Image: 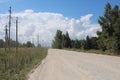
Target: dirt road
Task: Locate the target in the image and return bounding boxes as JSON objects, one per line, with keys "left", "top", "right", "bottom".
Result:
{"left": 28, "top": 49, "right": 120, "bottom": 80}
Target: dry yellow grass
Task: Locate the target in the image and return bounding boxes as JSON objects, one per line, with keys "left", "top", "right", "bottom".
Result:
{"left": 0, "top": 47, "right": 48, "bottom": 80}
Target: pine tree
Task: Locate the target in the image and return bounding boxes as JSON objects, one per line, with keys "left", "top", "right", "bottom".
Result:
{"left": 84, "top": 36, "right": 91, "bottom": 50}
{"left": 98, "top": 2, "right": 120, "bottom": 54}
{"left": 52, "top": 30, "right": 63, "bottom": 49}
{"left": 65, "top": 31, "right": 71, "bottom": 48}
{"left": 62, "top": 34, "right": 67, "bottom": 48}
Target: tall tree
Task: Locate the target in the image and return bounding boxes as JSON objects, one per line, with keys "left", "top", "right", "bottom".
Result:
{"left": 26, "top": 41, "right": 34, "bottom": 48}
{"left": 90, "top": 37, "right": 98, "bottom": 49}
{"left": 98, "top": 2, "right": 120, "bottom": 54}
{"left": 62, "top": 34, "right": 67, "bottom": 48}
{"left": 52, "top": 30, "right": 63, "bottom": 49}
{"left": 98, "top": 3, "right": 112, "bottom": 50}
{"left": 110, "top": 5, "right": 120, "bottom": 54}
{"left": 84, "top": 36, "right": 91, "bottom": 50}
{"left": 65, "top": 31, "right": 71, "bottom": 48}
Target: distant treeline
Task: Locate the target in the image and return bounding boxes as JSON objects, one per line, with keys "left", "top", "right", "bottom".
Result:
{"left": 0, "top": 39, "right": 35, "bottom": 48}
{"left": 52, "top": 30, "right": 98, "bottom": 50}
{"left": 52, "top": 3, "right": 120, "bottom": 55}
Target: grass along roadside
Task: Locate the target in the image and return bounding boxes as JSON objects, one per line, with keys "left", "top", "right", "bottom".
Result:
{"left": 65, "top": 48, "right": 103, "bottom": 54}
{"left": 0, "top": 48, "right": 48, "bottom": 80}
{"left": 65, "top": 48, "right": 119, "bottom": 56}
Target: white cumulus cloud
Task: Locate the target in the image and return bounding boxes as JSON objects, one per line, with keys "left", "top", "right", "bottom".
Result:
{"left": 80, "top": 14, "right": 93, "bottom": 26}
{"left": 0, "top": 9, "right": 101, "bottom": 46}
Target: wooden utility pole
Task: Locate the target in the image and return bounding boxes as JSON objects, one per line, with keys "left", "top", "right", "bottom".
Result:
{"left": 37, "top": 35, "right": 39, "bottom": 47}
{"left": 16, "top": 17, "right": 18, "bottom": 53}
{"left": 8, "top": 7, "right": 12, "bottom": 51}
{"left": 5, "top": 25, "right": 8, "bottom": 52}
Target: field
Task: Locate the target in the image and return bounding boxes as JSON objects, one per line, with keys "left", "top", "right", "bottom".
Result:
{"left": 0, "top": 48, "right": 48, "bottom": 80}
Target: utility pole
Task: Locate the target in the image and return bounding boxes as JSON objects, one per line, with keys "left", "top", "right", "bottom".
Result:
{"left": 8, "top": 7, "right": 12, "bottom": 51}
{"left": 16, "top": 17, "right": 18, "bottom": 53}
{"left": 37, "top": 35, "right": 39, "bottom": 47}
{"left": 5, "top": 25, "right": 8, "bottom": 52}
{"left": 31, "top": 37, "right": 34, "bottom": 48}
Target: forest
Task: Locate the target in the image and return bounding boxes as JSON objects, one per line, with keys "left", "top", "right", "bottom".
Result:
{"left": 52, "top": 3, "right": 120, "bottom": 55}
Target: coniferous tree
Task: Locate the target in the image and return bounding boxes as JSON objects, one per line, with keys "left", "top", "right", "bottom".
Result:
{"left": 62, "top": 34, "right": 67, "bottom": 48}
{"left": 65, "top": 31, "right": 71, "bottom": 48}
{"left": 90, "top": 37, "right": 98, "bottom": 49}
{"left": 84, "top": 36, "right": 91, "bottom": 50}
{"left": 98, "top": 2, "right": 120, "bottom": 54}
{"left": 52, "top": 30, "right": 63, "bottom": 49}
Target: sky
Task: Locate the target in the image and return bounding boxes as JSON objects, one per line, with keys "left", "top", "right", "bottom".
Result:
{"left": 0, "top": 0, "right": 120, "bottom": 46}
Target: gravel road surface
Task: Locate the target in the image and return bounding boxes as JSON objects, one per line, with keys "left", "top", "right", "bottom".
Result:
{"left": 28, "top": 49, "right": 120, "bottom": 80}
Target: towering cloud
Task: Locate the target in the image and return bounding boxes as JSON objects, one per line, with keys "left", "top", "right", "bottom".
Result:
{"left": 0, "top": 10, "right": 100, "bottom": 46}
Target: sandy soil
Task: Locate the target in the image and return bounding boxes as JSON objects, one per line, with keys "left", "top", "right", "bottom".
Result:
{"left": 28, "top": 49, "right": 120, "bottom": 80}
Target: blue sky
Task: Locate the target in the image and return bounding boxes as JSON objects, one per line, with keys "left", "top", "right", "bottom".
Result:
{"left": 0, "top": 0, "right": 120, "bottom": 46}
{"left": 0, "top": 0, "right": 120, "bottom": 22}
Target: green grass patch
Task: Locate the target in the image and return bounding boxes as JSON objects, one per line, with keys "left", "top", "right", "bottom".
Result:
{"left": 64, "top": 48, "right": 119, "bottom": 56}
{"left": 0, "top": 47, "right": 48, "bottom": 80}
